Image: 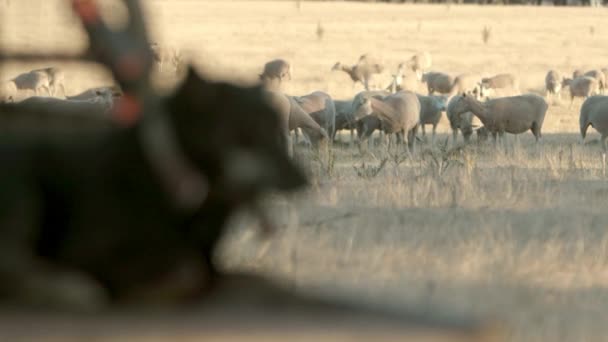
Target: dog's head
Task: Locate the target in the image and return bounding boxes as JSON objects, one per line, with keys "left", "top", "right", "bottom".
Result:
{"left": 167, "top": 67, "right": 307, "bottom": 203}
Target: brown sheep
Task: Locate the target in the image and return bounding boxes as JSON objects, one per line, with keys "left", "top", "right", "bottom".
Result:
{"left": 545, "top": 70, "right": 563, "bottom": 100}
{"left": 480, "top": 73, "right": 520, "bottom": 98}
{"left": 332, "top": 54, "right": 384, "bottom": 91}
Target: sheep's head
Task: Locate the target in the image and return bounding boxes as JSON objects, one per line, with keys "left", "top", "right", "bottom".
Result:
{"left": 573, "top": 70, "right": 583, "bottom": 79}
{"left": 562, "top": 78, "right": 572, "bottom": 87}
{"left": 331, "top": 62, "right": 342, "bottom": 71}
{"left": 476, "top": 126, "right": 490, "bottom": 142}
{"left": 351, "top": 93, "right": 374, "bottom": 120}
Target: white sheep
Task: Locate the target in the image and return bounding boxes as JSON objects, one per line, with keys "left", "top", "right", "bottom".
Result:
{"left": 563, "top": 76, "right": 599, "bottom": 108}
{"left": 580, "top": 95, "right": 608, "bottom": 175}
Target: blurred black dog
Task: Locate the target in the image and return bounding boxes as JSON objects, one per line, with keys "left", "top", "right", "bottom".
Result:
{"left": 0, "top": 67, "right": 306, "bottom": 310}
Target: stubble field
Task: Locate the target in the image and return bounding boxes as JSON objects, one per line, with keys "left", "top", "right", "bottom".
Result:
{"left": 3, "top": 1, "right": 608, "bottom": 340}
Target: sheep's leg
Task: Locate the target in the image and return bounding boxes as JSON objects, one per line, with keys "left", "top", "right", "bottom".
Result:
{"left": 421, "top": 125, "right": 426, "bottom": 142}
{"left": 408, "top": 125, "right": 418, "bottom": 155}
{"left": 602, "top": 134, "right": 607, "bottom": 177}
{"left": 349, "top": 129, "right": 355, "bottom": 148}
{"left": 452, "top": 129, "right": 458, "bottom": 145}
{"left": 432, "top": 124, "right": 437, "bottom": 145}
{"left": 294, "top": 128, "right": 300, "bottom": 145}
{"left": 569, "top": 96, "right": 574, "bottom": 109}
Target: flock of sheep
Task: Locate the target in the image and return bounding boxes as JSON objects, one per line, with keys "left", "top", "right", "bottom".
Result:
{"left": 2, "top": 48, "right": 608, "bottom": 167}
{"left": 259, "top": 52, "right": 608, "bottom": 168}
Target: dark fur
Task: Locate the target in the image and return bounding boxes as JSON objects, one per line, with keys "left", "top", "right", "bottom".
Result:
{"left": 0, "top": 67, "right": 306, "bottom": 309}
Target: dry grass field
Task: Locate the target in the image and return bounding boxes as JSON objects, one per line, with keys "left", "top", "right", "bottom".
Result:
{"left": 3, "top": 0, "right": 608, "bottom": 341}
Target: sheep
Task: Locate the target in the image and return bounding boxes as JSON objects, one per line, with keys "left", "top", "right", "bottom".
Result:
{"left": 580, "top": 95, "right": 608, "bottom": 175}
{"left": 421, "top": 72, "right": 453, "bottom": 95}
{"left": 417, "top": 94, "right": 447, "bottom": 144}
{"left": 563, "top": 76, "right": 599, "bottom": 108}
{"left": 291, "top": 91, "right": 336, "bottom": 142}
{"left": 583, "top": 69, "right": 606, "bottom": 94}
{"left": 403, "top": 52, "right": 432, "bottom": 80}
{"left": 450, "top": 93, "right": 548, "bottom": 146}
{"left": 354, "top": 91, "right": 421, "bottom": 153}
{"left": 332, "top": 54, "right": 384, "bottom": 91}
{"left": 264, "top": 90, "right": 328, "bottom": 156}
{"left": 545, "top": 70, "right": 563, "bottom": 100}
{"left": 334, "top": 90, "right": 388, "bottom": 145}
{"left": 573, "top": 69, "right": 584, "bottom": 79}
{"left": 33, "top": 67, "right": 66, "bottom": 97}
{"left": 260, "top": 59, "right": 292, "bottom": 90}
{"left": 447, "top": 95, "right": 475, "bottom": 144}
{"left": 6, "top": 69, "right": 51, "bottom": 96}
{"left": 449, "top": 73, "right": 481, "bottom": 98}
{"left": 149, "top": 42, "right": 182, "bottom": 73}
{"left": 385, "top": 68, "right": 419, "bottom": 93}
{"left": 10, "top": 89, "right": 116, "bottom": 119}
{"left": 479, "top": 73, "right": 520, "bottom": 98}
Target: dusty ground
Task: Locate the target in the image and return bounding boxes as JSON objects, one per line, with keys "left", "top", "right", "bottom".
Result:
{"left": 2, "top": 1, "right": 608, "bottom": 341}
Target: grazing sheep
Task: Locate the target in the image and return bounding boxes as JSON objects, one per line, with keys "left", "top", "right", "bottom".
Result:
{"left": 422, "top": 72, "right": 454, "bottom": 95}
{"left": 260, "top": 59, "right": 292, "bottom": 90}
{"left": 417, "top": 94, "right": 447, "bottom": 143}
{"left": 480, "top": 73, "right": 520, "bottom": 98}
{"left": 264, "top": 91, "right": 328, "bottom": 156}
{"left": 545, "top": 70, "right": 563, "bottom": 100}
{"left": 584, "top": 69, "right": 606, "bottom": 94}
{"left": 292, "top": 91, "right": 336, "bottom": 141}
{"left": 33, "top": 67, "right": 66, "bottom": 97}
{"left": 580, "top": 95, "right": 608, "bottom": 174}
{"left": 450, "top": 93, "right": 548, "bottom": 145}
{"left": 403, "top": 52, "right": 432, "bottom": 80}
{"left": 563, "top": 76, "right": 599, "bottom": 108}
{"left": 447, "top": 94, "right": 475, "bottom": 143}
{"left": 332, "top": 55, "right": 384, "bottom": 91}
{"left": 334, "top": 90, "right": 388, "bottom": 145}
{"left": 354, "top": 91, "right": 421, "bottom": 153}
{"left": 7, "top": 69, "right": 50, "bottom": 96}
{"left": 149, "top": 42, "right": 182, "bottom": 73}
{"left": 449, "top": 73, "right": 481, "bottom": 98}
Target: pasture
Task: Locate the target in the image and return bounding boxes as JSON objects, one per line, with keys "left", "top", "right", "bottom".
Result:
{"left": 3, "top": 0, "right": 608, "bottom": 340}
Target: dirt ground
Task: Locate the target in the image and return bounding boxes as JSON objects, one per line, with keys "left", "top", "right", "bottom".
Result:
{"left": 2, "top": 1, "right": 608, "bottom": 341}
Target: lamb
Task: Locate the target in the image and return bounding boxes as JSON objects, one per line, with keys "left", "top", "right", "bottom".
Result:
{"left": 449, "top": 73, "right": 481, "bottom": 98}
{"left": 580, "top": 95, "right": 608, "bottom": 174}
{"left": 260, "top": 59, "right": 292, "bottom": 90}
{"left": 447, "top": 95, "right": 475, "bottom": 143}
{"left": 562, "top": 76, "right": 599, "bottom": 108}
{"left": 545, "top": 70, "right": 563, "bottom": 100}
{"left": 332, "top": 54, "right": 384, "bottom": 91}
{"left": 6, "top": 69, "right": 50, "bottom": 96}
{"left": 417, "top": 94, "right": 447, "bottom": 143}
{"left": 403, "top": 52, "right": 432, "bottom": 80}
{"left": 479, "top": 73, "right": 520, "bottom": 98}
{"left": 421, "top": 72, "right": 453, "bottom": 95}
{"left": 33, "top": 67, "right": 66, "bottom": 97}
{"left": 450, "top": 93, "right": 548, "bottom": 145}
